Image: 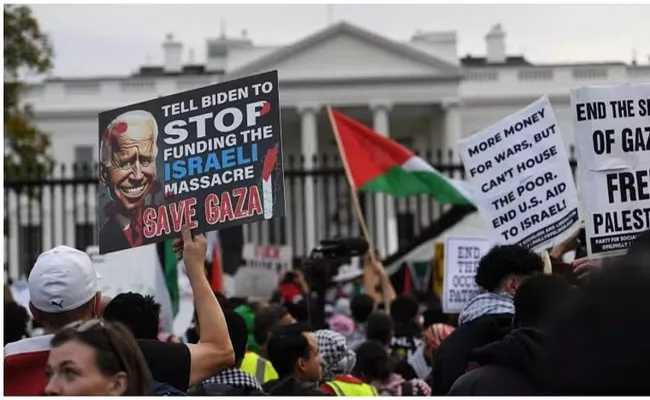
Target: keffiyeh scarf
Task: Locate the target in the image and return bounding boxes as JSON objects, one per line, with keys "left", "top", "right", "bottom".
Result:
{"left": 458, "top": 292, "right": 514, "bottom": 325}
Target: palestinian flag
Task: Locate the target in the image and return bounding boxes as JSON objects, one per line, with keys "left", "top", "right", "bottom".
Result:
{"left": 329, "top": 109, "right": 473, "bottom": 205}
{"left": 157, "top": 240, "right": 180, "bottom": 316}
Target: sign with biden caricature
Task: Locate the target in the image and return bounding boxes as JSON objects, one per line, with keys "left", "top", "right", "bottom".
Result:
{"left": 98, "top": 71, "right": 285, "bottom": 254}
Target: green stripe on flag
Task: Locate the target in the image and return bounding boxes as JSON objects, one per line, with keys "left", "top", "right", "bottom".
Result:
{"left": 163, "top": 240, "right": 180, "bottom": 316}
{"left": 360, "top": 165, "right": 471, "bottom": 205}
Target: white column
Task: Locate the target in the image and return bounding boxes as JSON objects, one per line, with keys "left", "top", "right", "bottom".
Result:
{"left": 298, "top": 104, "right": 319, "bottom": 254}
{"left": 370, "top": 102, "right": 399, "bottom": 256}
{"left": 442, "top": 98, "right": 463, "bottom": 161}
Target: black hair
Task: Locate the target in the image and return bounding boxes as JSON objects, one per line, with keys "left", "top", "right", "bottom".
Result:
{"left": 214, "top": 291, "right": 234, "bottom": 310}
{"left": 223, "top": 310, "right": 248, "bottom": 366}
{"left": 34, "top": 297, "right": 96, "bottom": 331}
{"left": 544, "top": 258, "right": 650, "bottom": 394}
{"left": 389, "top": 295, "right": 419, "bottom": 324}
{"left": 513, "top": 274, "right": 573, "bottom": 328}
{"left": 366, "top": 311, "right": 393, "bottom": 347}
{"left": 353, "top": 340, "right": 392, "bottom": 383}
{"left": 102, "top": 293, "right": 160, "bottom": 340}
{"left": 253, "top": 304, "right": 289, "bottom": 347}
{"left": 51, "top": 320, "right": 150, "bottom": 395}
{"left": 351, "top": 294, "right": 374, "bottom": 324}
{"left": 5, "top": 301, "right": 30, "bottom": 345}
{"left": 285, "top": 298, "right": 310, "bottom": 323}
{"left": 422, "top": 299, "right": 445, "bottom": 329}
{"left": 475, "top": 245, "right": 543, "bottom": 292}
{"left": 266, "top": 322, "right": 312, "bottom": 378}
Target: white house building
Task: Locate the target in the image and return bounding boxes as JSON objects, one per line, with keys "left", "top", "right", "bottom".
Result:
{"left": 7, "top": 21, "right": 650, "bottom": 279}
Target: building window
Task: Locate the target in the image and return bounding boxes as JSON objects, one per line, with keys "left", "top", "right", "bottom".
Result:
{"left": 518, "top": 69, "right": 554, "bottom": 81}
{"left": 74, "top": 146, "right": 94, "bottom": 178}
{"left": 19, "top": 225, "right": 42, "bottom": 277}
{"left": 75, "top": 223, "right": 95, "bottom": 252}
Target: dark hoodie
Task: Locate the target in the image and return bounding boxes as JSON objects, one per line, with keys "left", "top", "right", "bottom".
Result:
{"left": 262, "top": 376, "right": 327, "bottom": 396}
{"left": 448, "top": 327, "right": 545, "bottom": 395}
{"left": 428, "top": 313, "right": 512, "bottom": 395}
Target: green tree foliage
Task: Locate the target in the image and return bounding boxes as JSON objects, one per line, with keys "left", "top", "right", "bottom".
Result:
{"left": 4, "top": 4, "right": 54, "bottom": 180}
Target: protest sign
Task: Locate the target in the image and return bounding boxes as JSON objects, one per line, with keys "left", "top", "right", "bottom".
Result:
{"left": 86, "top": 245, "right": 158, "bottom": 299}
{"left": 98, "top": 70, "right": 284, "bottom": 254}
{"left": 442, "top": 236, "right": 492, "bottom": 314}
{"left": 458, "top": 96, "right": 580, "bottom": 251}
{"left": 571, "top": 83, "right": 650, "bottom": 258}
{"left": 234, "top": 244, "right": 292, "bottom": 300}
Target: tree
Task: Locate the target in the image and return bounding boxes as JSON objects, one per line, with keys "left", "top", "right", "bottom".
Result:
{"left": 4, "top": 4, "right": 54, "bottom": 180}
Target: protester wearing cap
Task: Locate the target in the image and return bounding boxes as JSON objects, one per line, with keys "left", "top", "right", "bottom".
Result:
{"left": 4, "top": 246, "right": 101, "bottom": 396}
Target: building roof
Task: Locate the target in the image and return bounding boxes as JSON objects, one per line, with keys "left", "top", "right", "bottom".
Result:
{"left": 461, "top": 55, "right": 532, "bottom": 67}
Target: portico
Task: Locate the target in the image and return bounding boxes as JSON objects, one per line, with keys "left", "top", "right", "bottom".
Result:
{"left": 223, "top": 22, "right": 463, "bottom": 256}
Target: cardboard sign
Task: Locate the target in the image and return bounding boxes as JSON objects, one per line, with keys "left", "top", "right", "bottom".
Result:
{"left": 571, "top": 83, "right": 650, "bottom": 258}
{"left": 98, "top": 71, "right": 285, "bottom": 254}
{"left": 234, "top": 244, "right": 292, "bottom": 300}
{"left": 442, "top": 236, "right": 492, "bottom": 314}
{"left": 458, "top": 96, "right": 580, "bottom": 251}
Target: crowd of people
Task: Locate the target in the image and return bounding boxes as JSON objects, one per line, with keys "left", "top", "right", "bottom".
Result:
{"left": 5, "top": 225, "right": 650, "bottom": 395}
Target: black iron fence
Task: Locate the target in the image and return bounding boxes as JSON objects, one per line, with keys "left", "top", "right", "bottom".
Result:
{"left": 4, "top": 147, "right": 580, "bottom": 279}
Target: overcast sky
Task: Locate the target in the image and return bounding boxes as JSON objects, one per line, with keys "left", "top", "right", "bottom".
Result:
{"left": 29, "top": 3, "right": 650, "bottom": 78}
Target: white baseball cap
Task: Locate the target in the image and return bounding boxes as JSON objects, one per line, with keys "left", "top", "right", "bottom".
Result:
{"left": 28, "top": 245, "right": 100, "bottom": 313}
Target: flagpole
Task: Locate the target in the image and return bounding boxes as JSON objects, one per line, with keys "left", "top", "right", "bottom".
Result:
{"left": 326, "top": 105, "right": 377, "bottom": 261}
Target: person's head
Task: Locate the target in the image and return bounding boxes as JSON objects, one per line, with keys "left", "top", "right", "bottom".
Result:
{"left": 45, "top": 319, "right": 149, "bottom": 396}
{"left": 253, "top": 304, "right": 294, "bottom": 353}
{"left": 5, "top": 301, "right": 30, "bottom": 345}
{"left": 475, "top": 244, "right": 543, "bottom": 295}
{"left": 513, "top": 274, "right": 574, "bottom": 329}
{"left": 350, "top": 294, "right": 374, "bottom": 324}
{"left": 267, "top": 323, "right": 322, "bottom": 382}
{"left": 422, "top": 299, "right": 446, "bottom": 329}
{"left": 102, "top": 293, "right": 161, "bottom": 340}
{"left": 423, "top": 323, "right": 455, "bottom": 360}
{"left": 544, "top": 258, "right": 650, "bottom": 394}
{"left": 366, "top": 310, "right": 394, "bottom": 347}
{"left": 315, "top": 329, "right": 356, "bottom": 381}
{"left": 28, "top": 246, "right": 100, "bottom": 333}
{"left": 224, "top": 309, "right": 249, "bottom": 368}
{"left": 285, "top": 298, "right": 311, "bottom": 323}
{"left": 389, "top": 295, "right": 419, "bottom": 326}
{"left": 214, "top": 291, "right": 234, "bottom": 310}
{"left": 100, "top": 110, "right": 158, "bottom": 216}
{"left": 352, "top": 340, "right": 392, "bottom": 383}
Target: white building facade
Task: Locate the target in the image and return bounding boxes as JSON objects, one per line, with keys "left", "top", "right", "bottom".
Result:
{"left": 7, "top": 22, "right": 650, "bottom": 279}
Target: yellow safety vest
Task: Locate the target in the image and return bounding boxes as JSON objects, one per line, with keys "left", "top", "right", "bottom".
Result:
{"left": 240, "top": 352, "right": 278, "bottom": 384}
{"left": 325, "top": 379, "right": 379, "bottom": 396}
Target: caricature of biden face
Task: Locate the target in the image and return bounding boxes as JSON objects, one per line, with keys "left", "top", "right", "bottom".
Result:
{"left": 100, "top": 110, "right": 158, "bottom": 218}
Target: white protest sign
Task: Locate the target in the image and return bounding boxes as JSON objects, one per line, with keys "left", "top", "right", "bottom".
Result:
{"left": 442, "top": 236, "right": 492, "bottom": 314}
{"left": 571, "top": 83, "right": 650, "bottom": 258}
{"left": 86, "top": 245, "right": 158, "bottom": 299}
{"left": 458, "top": 96, "right": 580, "bottom": 251}
{"left": 234, "top": 244, "right": 292, "bottom": 300}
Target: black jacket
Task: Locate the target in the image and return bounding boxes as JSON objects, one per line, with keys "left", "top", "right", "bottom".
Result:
{"left": 188, "top": 382, "right": 266, "bottom": 396}
{"left": 428, "top": 313, "right": 513, "bottom": 395}
{"left": 263, "top": 377, "right": 327, "bottom": 396}
{"left": 448, "top": 327, "right": 545, "bottom": 395}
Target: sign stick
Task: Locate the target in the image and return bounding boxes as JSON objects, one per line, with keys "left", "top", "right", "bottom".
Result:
{"left": 327, "top": 105, "right": 376, "bottom": 262}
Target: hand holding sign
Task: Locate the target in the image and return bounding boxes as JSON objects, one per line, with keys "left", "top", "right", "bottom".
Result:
{"left": 174, "top": 227, "right": 207, "bottom": 274}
